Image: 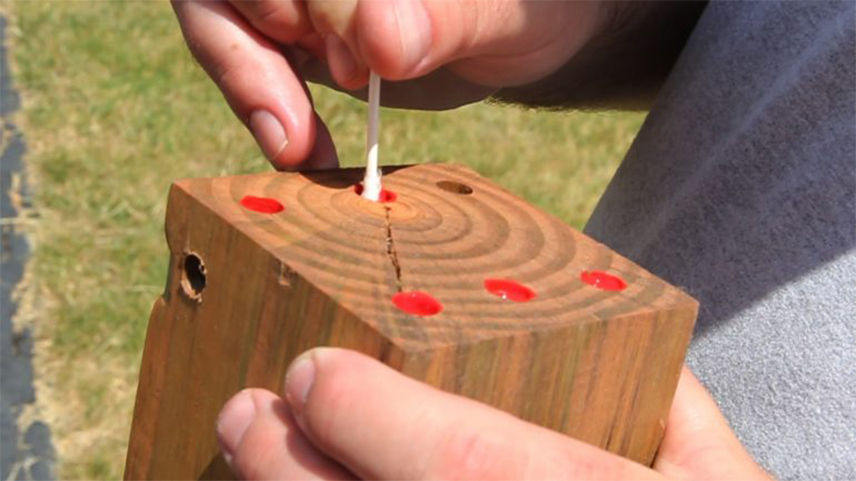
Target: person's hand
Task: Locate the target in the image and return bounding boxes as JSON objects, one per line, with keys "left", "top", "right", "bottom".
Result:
{"left": 216, "top": 347, "right": 770, "bottom": 480}
{"left": 171, "top": 0, "right": 606, "bottom": 170}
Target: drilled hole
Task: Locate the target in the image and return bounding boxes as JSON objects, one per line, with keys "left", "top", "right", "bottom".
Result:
{"left": 181, "top": 253, "right": 206, "bottom": 301}
{"left": 353, "top": 183, "right": 397, "bottom": 202}
{"left": 436, "top": 180, "right": 473, "bottom": 195}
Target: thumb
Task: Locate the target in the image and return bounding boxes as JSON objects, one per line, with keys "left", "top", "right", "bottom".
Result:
{"left": 283, "top": 348, "right": 660, "bottom": 480}
{"left": 307, "top": 0, "right": 605, "bottom": 91}
{"left": 306, "top": 0, "right": 433, "bottom": 89}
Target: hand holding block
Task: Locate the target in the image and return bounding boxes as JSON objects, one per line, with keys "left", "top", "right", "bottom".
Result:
{"left": 124, "top": 164, "right": 697, "bottom": 480}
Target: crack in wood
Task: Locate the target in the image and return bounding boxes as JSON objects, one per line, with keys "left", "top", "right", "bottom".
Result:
{"left": 384, "top": 206, "right": 403, "bottom": 292}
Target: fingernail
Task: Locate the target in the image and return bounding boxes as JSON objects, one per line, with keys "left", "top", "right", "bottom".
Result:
{"left": 249, "top": 110, "right": 288, "bottom": 161}
{"left": 285, "top": 351, "right": 316, "bottom": 417}
{"left": 216, "top": 389, "right": 256, "bottom": 464}
{"left": 396, "top": 0, "right": 432, "bottom": 69}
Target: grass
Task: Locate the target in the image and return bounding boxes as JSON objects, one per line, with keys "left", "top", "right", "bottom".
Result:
{"left": 8, "top": 1, "right": 644, "bottom": 478}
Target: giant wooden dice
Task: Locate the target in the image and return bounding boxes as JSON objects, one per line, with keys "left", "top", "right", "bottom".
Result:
{"left": 125, "top": 164, "right": 697, "bottom": 479}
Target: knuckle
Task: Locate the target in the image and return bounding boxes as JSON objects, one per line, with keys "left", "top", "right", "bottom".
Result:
{"left": 210, "top": 57, "right": 240, "bottom": 87}
{"left": 428, "top": 429, "right": 524, "bottom": 480}
{"left": 208, "top": 61, "right": 253, "bottom": 114}
{"left": 233, "top": 424, "right": 285, "bottom": 480}
{"left": 180, "top": 35, "right": 252, "bottom": 96}
{"left": 205, "top": 55, "right": 268, "bottom": 118}
{"left": 253, "top": 1, "right": 309, "bottom": 42}
{"left": 306, "top": 0, "right": 358, "bottom": 39}
{"left": 551, "top": 443, "right": 633, "bottom": 480}
{"left": 251, "top": 0, "right": 286, "bottom": 23}
{"left": 231, "top": 0, "right": 309, "bottom": 43}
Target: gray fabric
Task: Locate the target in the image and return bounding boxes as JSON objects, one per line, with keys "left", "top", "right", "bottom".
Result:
{"left": 584, "top": 2, "right": 856, "bottom": 479}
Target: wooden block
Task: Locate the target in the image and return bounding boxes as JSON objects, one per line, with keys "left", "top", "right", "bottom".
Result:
{"left": 124, "top": 164, "right": 697, "bottom": 480}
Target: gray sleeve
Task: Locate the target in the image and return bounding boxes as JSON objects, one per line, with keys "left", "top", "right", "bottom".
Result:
{"left": 584, "top": 2, "right": 856, "bottom": 479}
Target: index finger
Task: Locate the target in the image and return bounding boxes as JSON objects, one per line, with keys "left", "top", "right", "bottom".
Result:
{"left": 172, "top": 0, "right": 319, "bottom": 169}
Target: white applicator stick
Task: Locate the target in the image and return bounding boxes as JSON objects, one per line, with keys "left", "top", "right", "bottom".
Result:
{"left": 361, "top": 72, "right": 382, "bottom": 201}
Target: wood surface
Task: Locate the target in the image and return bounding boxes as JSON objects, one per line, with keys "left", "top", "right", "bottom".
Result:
{"left": 124, "top": 164, "right": 698, "bottom": 480}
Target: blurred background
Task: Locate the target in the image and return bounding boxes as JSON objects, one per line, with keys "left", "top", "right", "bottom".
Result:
{"left": 3, "top": 1, "right": 644, "bottom": 478}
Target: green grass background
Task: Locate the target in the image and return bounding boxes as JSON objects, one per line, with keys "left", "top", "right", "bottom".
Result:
{"left": 8, "top": 1, "right": 644, "bottom": 478}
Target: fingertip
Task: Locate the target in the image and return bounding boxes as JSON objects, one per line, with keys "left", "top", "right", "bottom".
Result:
{"left": 356, "top": 0, "right": 432, "bottom": 79}
{"left": 216, "top": 389, "right": 260, "bottom": 463}
{"left": 325, "top": 35, "right": 367, "bottom": 90}
{"left": 303, "top": 347, "right": 378, "bottom": 374}
{"left": 265, "top": 107, "right": 317, "bottom": 170}
{"left": 285, "top": 348, "right": 384, "bottom": 415}
{"left": 305, "top": 114, "right": 340, "bottom": 170}
{"left": 249, "top": 109, "right": 289, "bottom": 162}
{"left": 285, "top": 350, "right": 317, "bottom": 420}
{"left": 220, "top": 386, "right": 354, "bottom": 480}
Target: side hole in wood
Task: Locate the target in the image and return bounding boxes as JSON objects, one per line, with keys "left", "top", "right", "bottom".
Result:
{"left": 181, "top": 253, "right": 206, "bottom": 301}
{"left": 436, "top": 180, "right": 473, "bottom": 195}
{"left": 278, "top": 263, "right": 296, "bottom": 288}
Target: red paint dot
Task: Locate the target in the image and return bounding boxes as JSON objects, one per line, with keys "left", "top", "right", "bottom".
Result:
{"left": 354, "top": 183, "right": 397, "bottom": 203}
{"left": 580, "top": 271, "right": 627, "bottom": 291}
{"left": 240, "top": 195, "right": 284, "bottom": 214}
{"left": 392, "top": 291, "right": 443, "bottom": 316}
{"left": 484, "top": 278, "right": 537, "bottom": 302}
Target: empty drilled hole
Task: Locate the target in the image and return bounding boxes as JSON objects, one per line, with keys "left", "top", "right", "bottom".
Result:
{"left": 436, "top": 180, "right": 473, "bottom": 195}
{"left": 181, "top": 253, "right": 206, "bottom": 301}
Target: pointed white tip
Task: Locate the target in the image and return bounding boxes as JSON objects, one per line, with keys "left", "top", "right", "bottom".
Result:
{"left": 361, "top": 167, "right": 382, "bottom": 201}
